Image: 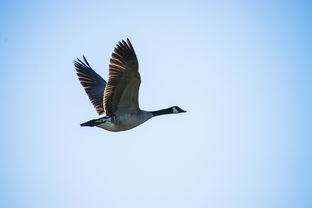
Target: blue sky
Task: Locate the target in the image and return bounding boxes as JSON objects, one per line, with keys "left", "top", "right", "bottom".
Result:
{"left": 1, "top": 0, "right": 311, "bottom": 208}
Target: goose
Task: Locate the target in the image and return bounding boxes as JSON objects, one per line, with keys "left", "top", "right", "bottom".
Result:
{"left": 74, "top": 38, "right": 186, "bottom": 132}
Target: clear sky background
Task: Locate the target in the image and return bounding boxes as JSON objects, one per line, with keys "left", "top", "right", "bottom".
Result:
{"left": 1, "top": 0, "right": 311, "bottom": 208}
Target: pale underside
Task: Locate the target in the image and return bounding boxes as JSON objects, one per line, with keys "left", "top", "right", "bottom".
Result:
{"left": 97, "top": 111, "right": 153, "bottom": 132}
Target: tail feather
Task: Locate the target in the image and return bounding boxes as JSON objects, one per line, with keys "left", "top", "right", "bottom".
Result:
{"left": 80, "top": 119, "right": 102, "bottom": 127}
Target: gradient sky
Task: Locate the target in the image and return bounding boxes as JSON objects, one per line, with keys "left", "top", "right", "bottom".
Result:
{"left": 1, "top": 1, "right": 311, "bottom": 208}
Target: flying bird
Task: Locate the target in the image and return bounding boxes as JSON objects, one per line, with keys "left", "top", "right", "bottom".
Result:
{"left": 74, "top": 39, "right": 186, "bottom": 132}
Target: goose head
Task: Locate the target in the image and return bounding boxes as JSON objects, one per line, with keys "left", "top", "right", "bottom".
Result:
{"left": 171, "top": 106, "right": 187, "bottom": 114}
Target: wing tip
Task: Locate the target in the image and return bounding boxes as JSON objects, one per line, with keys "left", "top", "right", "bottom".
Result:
{"left": 74, "top": 55, "right": 93, "bottom": 69}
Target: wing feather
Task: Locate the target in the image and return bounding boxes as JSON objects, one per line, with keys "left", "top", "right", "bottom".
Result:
{"left": 74, "top": 56, "right": 106, "bottom": 115}
{"left": 104, "top": 39, "right": 140, "bottom": 116}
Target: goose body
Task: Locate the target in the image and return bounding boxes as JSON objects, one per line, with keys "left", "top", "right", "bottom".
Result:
{"left": 74, "top": 39, "right": 186, "bottom": 132}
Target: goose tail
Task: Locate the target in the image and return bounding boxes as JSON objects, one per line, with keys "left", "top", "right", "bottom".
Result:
{"left": 80, "top": 119, "right": 102, "bottom": 127}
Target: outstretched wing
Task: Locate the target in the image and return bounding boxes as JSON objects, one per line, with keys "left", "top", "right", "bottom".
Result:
{"left": 74, "top": 56, "right": 106, "bottom": 115}
{"left": 104, "top": 39, "right": 141, "bottom": 116}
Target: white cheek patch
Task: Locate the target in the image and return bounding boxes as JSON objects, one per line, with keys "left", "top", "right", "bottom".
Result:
{"left": 172, "top": 107, "right": 179, "bottom": 114}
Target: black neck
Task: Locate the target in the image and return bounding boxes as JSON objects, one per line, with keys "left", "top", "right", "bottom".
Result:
{"left": 150, "top": 107, "right": 173, "bottom": 117}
